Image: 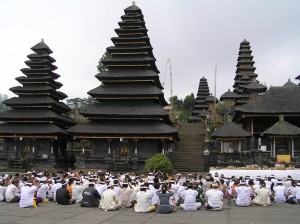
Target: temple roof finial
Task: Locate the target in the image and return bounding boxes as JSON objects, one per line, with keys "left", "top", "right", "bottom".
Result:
{"left": 132, "top": 1, "right": 136, "bottom": 5}
{"left": 279, "top": 115, "right": 284, "bottom": 122}
{"left": 41, "top": 38, "right": 44, "bottom": 42}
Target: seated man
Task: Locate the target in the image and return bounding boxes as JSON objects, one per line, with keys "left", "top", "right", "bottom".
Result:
{"left": 56, "top": 181, "right": 75, "bottom": 205}
{"left": 100, "top": 182, "right": 121, "bottom": 211}
{"left": 134, "top": 184, "right": 156, "bottom": 213}
{"left": 205, "top": 182, "right": 224, "bottom": 210}
{"left": 81, "top": 181, "right": 101, "bottom": 207}
{"left": 180, "top": 183, "right": 201, "bottom": 211}
{"left": 235, "top": 180, "right": 251, "bottom": 206}
{"left": 5, "top": 179, "right": 20, "bottom": 203}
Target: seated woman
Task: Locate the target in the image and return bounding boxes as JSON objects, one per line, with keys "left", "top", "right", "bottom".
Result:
{"left": 156, "top": 184, "right": 175, "bottom": 214}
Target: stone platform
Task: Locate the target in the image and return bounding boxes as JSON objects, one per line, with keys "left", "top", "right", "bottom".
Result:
{"left": 0, "top": 201, "right": 299, "bottom": 224}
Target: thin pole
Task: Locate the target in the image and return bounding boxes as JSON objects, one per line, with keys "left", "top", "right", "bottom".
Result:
{"left": 169, "top": 59, "right": 173, "bottom": 115}
{"left": 214, "top": 61, "right": 217, "bottom": 108}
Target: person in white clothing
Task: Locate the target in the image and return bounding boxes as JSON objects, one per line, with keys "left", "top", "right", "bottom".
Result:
{"left": 235, "top": 180, "right": 252, "bottom": 206}
{"left": 72, "top": 179, "right": 84, "bottom": 203}
{"left": 5, "top": 179, "right": 20, "bottom": 203}
{"left": 205, "top": 182, "right": 224, "bottom": 210}
{"left": 119, "top": 182, "right": 133, "bottom": 208}
{"left": 100, "top": 182, "right": 121, "bottom": 211}
{"left": 273, "top": 180, "right": 286, "bottom": 203}
{"left": 134, "top": 185, "right": 156, "bottom": 213}
{"left": 51, "top": 178, "right": 62, "bottom": 202}
{"left": 295, "top": 181, "right": 300, "bottom": 204}
{"left": 37, "top": 180, "right": 50, "bottom": 200}
{"left": 252, "top": 181, "right": 271, "bottom": 206}
{"left": 95, "top": 181, "right": 107, "bottom": 198}
{"left": 0, "top": 179, "right": 7, "bottom": 201}
{"left": 180, "top": 184, "right": 201, "bottom": 211}
{"left": 19, "top": 181, "right": 39, "bottom": 208}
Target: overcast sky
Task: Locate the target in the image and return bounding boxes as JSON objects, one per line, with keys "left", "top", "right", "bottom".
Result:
{"left": 0, "top": 0, "right": 299, "bottom": 102}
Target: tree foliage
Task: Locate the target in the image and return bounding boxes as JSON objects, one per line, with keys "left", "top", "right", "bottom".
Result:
{"left": 169, "top": 93, "right": 195, "bottom": 122}
{"left": 97, "top": 50, "right": 112, "bottom": 72}
{"left": 145, "top": 153, "right": 173, "bottom": 173}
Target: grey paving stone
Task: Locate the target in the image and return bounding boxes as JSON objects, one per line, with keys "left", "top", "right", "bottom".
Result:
{"left": 11, "top": 217, "right": 63, "bottom": 224}
{"left": 0, "top": 216, "right": 24, "bottom": 224}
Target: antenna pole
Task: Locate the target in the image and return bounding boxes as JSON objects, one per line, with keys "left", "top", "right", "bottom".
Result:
{"left": 169, "top": 59, "right": 173, "bottom": 116}
{"left": 214, "top": 61, "right": 217, "bottom": 108}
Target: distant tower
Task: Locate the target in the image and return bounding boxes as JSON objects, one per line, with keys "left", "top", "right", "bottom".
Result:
{"left": 189, "top": 77, "right": 210, "bottom": 123}
{"left": 233, "top": 39, "right": 266, "bottom": 105}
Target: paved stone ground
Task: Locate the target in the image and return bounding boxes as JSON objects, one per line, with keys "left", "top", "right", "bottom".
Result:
{"left": 0, "top": 201, "right": 299, "bottom": 224}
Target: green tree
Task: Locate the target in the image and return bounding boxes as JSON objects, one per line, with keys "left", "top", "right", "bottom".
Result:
{"left": 145, "top": 153, "right": 173, "bottom": 173}
{"left": 183, "top": 93, "right": 195, "bottom": 112}
{"left": 97, "top": 50, "right": 112, "bottom": 72}
{"left": 169, "top": 95, "right": 183, "bottom": 111}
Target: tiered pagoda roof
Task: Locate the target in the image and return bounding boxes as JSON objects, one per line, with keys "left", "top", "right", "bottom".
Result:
{"left": 68, "top": 3, "right": 179, "bottom": 140}
{"left": 0, "top": 41, "right": 75, "bottom": 138}
{"left": 233, "top": 39, "right": 266, "bottom": 105}
{"left": 189, "top": 77, "right": 210, "bottom": 122}
{"left": 234, "top": 80, "right": 300, "bottom": 122}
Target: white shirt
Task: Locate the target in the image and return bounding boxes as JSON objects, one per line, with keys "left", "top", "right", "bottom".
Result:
{"left": 254, "top": 187, "right": 271, "bottom": 206}
{"left": 101, "top": 188, "right": 118, "bottom": 210}
{"left": 96, "top": 184, "right": 107, "bottom": 197}
{"left": 206, "top": 188, "right": 223, "bottom": 208}
{"left": 0, "top": 186, "right": 7, "bottom": 201}
{"left": 235, "top": 186, "right": 251, "bottom": 206}
{"left": 181, "top": 189, "right": 198, "bottom": 211}
{"left": 5, "top": 184, "right": 20, "bottom": 202}
{"left": 273, "top": 185, "right": 286, "bottom": 203}
{"left": 51, "top": 183, "right": 62, "bottom": 201}
{"left": 295, "top": 186, "right": 300, "bottom": 199}
{"left": 72, "top": 184, "right": 84, "bottom": 203}
{"left": 37, "top": 183, "right": 50, "bottom": 199}
{"left": 134, "top": 191, "right": 152, "bottom": 212}
{"left": 19, "top": 185, "right": 38, "bottom": 208}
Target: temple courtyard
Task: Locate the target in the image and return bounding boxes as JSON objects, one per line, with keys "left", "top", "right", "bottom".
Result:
{"left": 0, "top": 201, "right": 299, "bottom": 224}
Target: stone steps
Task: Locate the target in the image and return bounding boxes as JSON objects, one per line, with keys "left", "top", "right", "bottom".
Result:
{"left": 173, "top": 122, "right": 206, "bottom": 172}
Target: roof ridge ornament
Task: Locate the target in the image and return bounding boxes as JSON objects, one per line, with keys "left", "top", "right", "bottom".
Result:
{"left": 279, "top": 115, "right": 284, "bottom": 122}
{"left": 41, "top": 38, "right": 44, "bottom": 42}
{"left": 132, "top": 1, "right": 136, "bottom": 5}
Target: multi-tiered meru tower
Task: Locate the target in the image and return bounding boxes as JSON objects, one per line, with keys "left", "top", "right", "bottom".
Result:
{"left": 233, "top": 40, "right": 267, "bottom": 105}
{"left": 68, "top": 3, "right": 179, "bottom": 170}
{"left": 0, "top": 41, "right": 75, "bottom": 169}
{"left": 189, "top": 77, "right": 210, "bottom": 122}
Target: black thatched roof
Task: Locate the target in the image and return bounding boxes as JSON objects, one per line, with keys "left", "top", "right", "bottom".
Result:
{"left": 261, "top": 115, "right": 300, "bottom": 137}
{"left": 3, "top": 96, "right": 71, "bottom": 112}
{"left": 68, "top": 120, "right": 179, "bottom": 140}
{"left": 211, "top": 121, "right": 252, "bottom": 139}
{"left": 0, "top": 110, "right": 75, "bottom": 126}
{"left": 235, "top": 83, "right": 300, "bottom": 114}
{"left": 0, "top": 123, "right": 69, "bottom": 137}
{"left": 81, "top": 101, "right": 169, "bottom": 117}
{"left": 220, "top": 89, "right": 238, "bottom": 100}
{"left": 70, "top": 3, "right": 177, "bottom": 141}
{"left": 0, "top": 41, "right": 75, "bottom": 137}
{"left": 31, "top": 41, "right": 53, "bottom": 54}
{"left": 205, "top": 95, "right": 218, "bottom": 103}
{"left": 241, "top": 81, "right": 267, "bottom": 92}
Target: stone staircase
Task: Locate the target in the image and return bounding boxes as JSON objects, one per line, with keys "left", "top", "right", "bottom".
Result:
{"left": 173, "top": 122, "right": 206, "bottom": 172}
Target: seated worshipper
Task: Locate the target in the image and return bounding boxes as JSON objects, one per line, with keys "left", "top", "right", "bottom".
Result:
{"left": 5, "top": 178, "right": 20, "bottom": 203}
{"left": 273, "top": 180, "right": 286, "bottom": 203}
{"left": 72, "top": 179, "right": 84, "bottom": 203}
{"left": 235, "top": 180, "right": 252, "bottom": 207}
{"left": 0, "top": 178, "right": 7, "bottom": 201}
{"left": 157, "top": 184, "right": 175, "bottom": 214}
{"left": 285, "top": 180, "right": 297, "bottom": 204}
{"left": 205, "top": 182, "right": 224, "bottom": 211}
{"left": 295, "top": 181, "right": 300, "bottom": 204}
{"left": 56, "top": 181, "right": 76, "bottom": 205}
{"left": 36, "top": 177, "right": 50, "bottom": 202}
{"left": 119, "top": 182, "right": 133, "bottom": 208}
{"left": 19, "top": 179, "right": 40, "bottom": 208}
{"left": 100, "top": 182, "right": 121, "bottom": 211}
{"left": 134, "top": 184, "right": 156, "bottom": 213}
{"left": 95, "top": 180, "right": 107, "bottom": 198}
{"left": 130, "top": 181, "right": 140, "bottom": 206}
{"left": 252, "top": 181, "right": 271, "bottom": 206}
{"left": 180, "top": 183, "right": 201, "bottom": 211}
{"left": 51, "top": 177, "right": 62, "bottom": 202}
{"left": 81, "top": 181, "right": 101, "bottom": 207}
